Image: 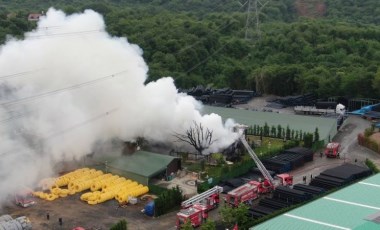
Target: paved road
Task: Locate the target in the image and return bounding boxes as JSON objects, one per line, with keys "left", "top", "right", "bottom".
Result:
{"left": 291, "top": 115, "right": 380, "bottom": 185}
{"left": 336, "top": 115, "right": 380, "bottom": 165}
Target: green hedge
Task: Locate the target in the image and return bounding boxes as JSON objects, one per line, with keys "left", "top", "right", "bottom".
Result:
{"left": 154, "top": 186, "right": 183, "bottom": 217}
{"left": 365, "top": 159, "right": 380, "bottom": 173}
{"left": 148, "top": 184, "right": 169, "bottom": 196}
{"left": 198, "top": 159, "right": 255, "bottom": 193}
{"left": 110, "top": 219, "right": 127, "bottom": 230}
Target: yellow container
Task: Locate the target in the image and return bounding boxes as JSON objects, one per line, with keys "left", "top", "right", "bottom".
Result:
{"left": 80, "top": 192, "right": 93, "bottom": 201}
{"left": 87, "top": 200, "right": 97, "bottom": 205}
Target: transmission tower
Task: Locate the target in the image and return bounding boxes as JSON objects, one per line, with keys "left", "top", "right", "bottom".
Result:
{"left": 244, "top": 0, "right": 270, "bottom": 40}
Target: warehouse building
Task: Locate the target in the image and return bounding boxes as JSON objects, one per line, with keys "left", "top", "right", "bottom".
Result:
{"left": 89, "top": 150, "right": 181, "bottom": 186}
{"left": 251, "top": 173, "right": 380, "bottom": 229}
{"left": 203, "top": 105, "right": 338, "bottom": 143}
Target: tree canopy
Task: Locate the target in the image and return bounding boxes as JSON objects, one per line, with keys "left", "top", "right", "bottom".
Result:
{"left": 1, "top": 0, "right": 380, "bottom": 98}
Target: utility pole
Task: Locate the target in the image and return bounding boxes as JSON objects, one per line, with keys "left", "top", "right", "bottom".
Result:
{"left": 244, "top": 0, "right": 253, "bottom": 40}
{"left": 244, "top": 0, "right": 270, "bottom": 41}
{"left": 254, "top": 0, "right": 261, "bottom": 39}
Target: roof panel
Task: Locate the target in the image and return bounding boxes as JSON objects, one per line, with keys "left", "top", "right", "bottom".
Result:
{"left": 95, "top": 151, "right": 178, "bottom": 177}
{"left": 252, "top": 173, "right": 380, "bottom": 230}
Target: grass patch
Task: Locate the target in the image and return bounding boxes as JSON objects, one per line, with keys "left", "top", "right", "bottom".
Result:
{"left": 247, "top": 136, "right": 285, "bottom": 152}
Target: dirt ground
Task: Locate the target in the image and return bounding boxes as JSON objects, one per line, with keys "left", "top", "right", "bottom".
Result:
{"left": 3, "top": 174, "right": 200, "bottom": 230}
{"left": 370, "top": 132, "right": 380, "bottom": 147}
{"left": 4, "top": 97, "right": 380, "bottom": 230}
{"left": 4, "top": 192, "right": 182, "bottom": 230}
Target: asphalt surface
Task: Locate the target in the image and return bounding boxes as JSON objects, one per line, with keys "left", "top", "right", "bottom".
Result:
{"left": 292, "top": 115, "right": 380, "bottom": 185}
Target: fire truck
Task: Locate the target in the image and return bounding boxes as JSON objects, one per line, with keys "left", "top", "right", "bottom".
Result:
{"left": 225, "top": 125, "right": 293, "bottom": 206}
{"left": 324, "top": 142, "right": 340, "bottom": 158}
{"left": 15, "top": 189, "right": 36, "bottom": 208}
{"left": 175, "top": 186, "right": 223, "bottom": 229}
{"left": 226, "top": 181, "right": 259, "bottom": 207}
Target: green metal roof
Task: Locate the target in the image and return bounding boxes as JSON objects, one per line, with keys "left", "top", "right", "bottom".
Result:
{"left": 202, "top": 105, "right": 337, "bottom": 142}
{"left": 95, "top": 151, "right": 178, "bottom": 178}
{"left": 251, "top": 173, "right": 380, "bottom": 230}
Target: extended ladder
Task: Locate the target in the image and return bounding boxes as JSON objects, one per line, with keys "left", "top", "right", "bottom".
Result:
{"left": 239, "top": 136, "right": 275, "bottom": 184}
{"left": 181, "top": 186, "right": 223, "bottom": 208}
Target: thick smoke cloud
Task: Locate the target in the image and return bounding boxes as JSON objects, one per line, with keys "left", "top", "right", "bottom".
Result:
{"left": 0, "top": 8, "right": 238, "bottom": 205}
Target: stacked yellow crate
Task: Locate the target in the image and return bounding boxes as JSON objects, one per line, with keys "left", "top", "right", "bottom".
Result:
{"left": 33, "top": 168, "right": 149, "bottom": 204}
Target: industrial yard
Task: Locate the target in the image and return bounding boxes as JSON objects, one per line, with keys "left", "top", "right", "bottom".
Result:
{"left": 3, "top": 102, "right": 379, "bottom": 230}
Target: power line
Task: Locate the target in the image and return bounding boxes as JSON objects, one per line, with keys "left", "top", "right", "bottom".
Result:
{"left": 46, "top": 108, "right": 119, "bottom": 140}
{"left": 0, "top": 108, "right": 118, "bottom": 157}
{"left": 0, "top": 69, "right": 43, "bottom": 81}
{"left": 0, "top": 70, "right": 127, "bottom": 108}
{"left": 175, "top": 2, "right": 247, "bottom": 56}
{"left": 185, "top": 25, "right": 248, "bottom": 74}
{"left": 25, "top": 29, "right": 103, "bottom": 39}
{"left": 37, "top": 24, "right": 103, "bottom": 31}
{"left": 186, "top": 44, "right": 228, "bottom": 74}
{"left": 0, "top": 111, "right": 25, "bottom": 125}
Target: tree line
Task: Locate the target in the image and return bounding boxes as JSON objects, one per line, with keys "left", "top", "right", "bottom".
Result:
{"left": 1, "top": 0, "right": 380, "bottom": 98}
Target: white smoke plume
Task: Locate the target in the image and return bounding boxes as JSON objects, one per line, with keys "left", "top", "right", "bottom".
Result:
{"left": 0, "top": 8, "right": 238, "bottom": 205}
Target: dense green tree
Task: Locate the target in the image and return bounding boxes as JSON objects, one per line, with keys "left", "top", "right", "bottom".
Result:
{"left": 286, "top": 125, "right": 291, "bottom": 140}
{"left": 1, "top": 0, "right": 380, "bottom": 99}
{"left": 110, "top": 219, "right": 127, "bottom": 230}
{"left": 263, "top": 122, "right": 270, "bottom": 137}
{"left": 277, "top": 125, "right": 282, "bottom": 139}
{"left": 303, "top": 133, "right": 314, "bottom": 148}
{"left": 270, "top": 125, "right": 276, "bottom": 137}
{"left": 220, "top": 203, "right": 249, "bottom": 229}
{"left": 181, "top": 219, "right": 193, "bottom": 230}
{"left": 314, "top": 127, "right": 320, "bottom": 143}
{"left": 200, "top": 219, "right": 216, "bottom": 230}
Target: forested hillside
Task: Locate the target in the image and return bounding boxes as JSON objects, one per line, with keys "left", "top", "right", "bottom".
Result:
{"left": 1, "top": 0, "right": 380, "bottom": 98}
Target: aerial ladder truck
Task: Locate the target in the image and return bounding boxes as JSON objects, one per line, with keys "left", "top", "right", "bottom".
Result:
{"left": 225, "top": 125, "right": 293, "bottom": 206}
{"left": 176, "top": 186, "right": 223, "bottom": 229}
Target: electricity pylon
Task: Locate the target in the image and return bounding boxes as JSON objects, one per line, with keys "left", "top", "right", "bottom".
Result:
{"left": 244, "top": 0, "right": 270, "bottom": 40}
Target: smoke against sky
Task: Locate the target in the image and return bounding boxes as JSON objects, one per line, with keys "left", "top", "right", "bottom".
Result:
{"left": 0, "top": 8, "right": 237, "bottom": 204}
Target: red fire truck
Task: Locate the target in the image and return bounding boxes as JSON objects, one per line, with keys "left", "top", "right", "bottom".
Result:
{"left": 226, "top": 181, "right": 259, "bottom": 207}
{"left": 324, "top": 142, "right": 341, "bottom": 158}
{"left": 238, "top": 125, "right": 293, "bottom": 190}
{"left": 176, "top": 204, "right": 208, "bottom": 228}
{"left": 175, "top": 186, "right": 223, "bottom": 229}
{"left": 15, "top": 189, "right": 36, "bottom": 208}
{"left": 225, "top": 125, "right": 293, "bottom": 207}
